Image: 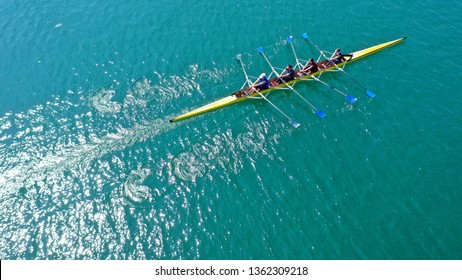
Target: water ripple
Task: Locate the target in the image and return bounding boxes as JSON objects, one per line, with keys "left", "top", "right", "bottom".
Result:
{"left": 173, "top": 152, "right": 206, "bottom": 183}
{"left": 88, "top": 88, "right": 121, "bottom": 116}
{"left": 123, "top": 168, "right": 152, "bottom": 204}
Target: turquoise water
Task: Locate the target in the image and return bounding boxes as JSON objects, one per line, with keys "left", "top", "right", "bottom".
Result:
{"left": 1, "top": 0, "right": 461, "bottom": 259}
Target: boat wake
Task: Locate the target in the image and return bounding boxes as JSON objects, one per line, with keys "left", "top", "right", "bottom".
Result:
{"left": 0, "top": 59, "right": 289, "bottom": 259}
{"left": 0, "top": 117, "right": 172, "bottom": 198}
{"left": 0, "top": 62, "right": 237, "bottom": 201}
{"left": 88, "top": 87, "right": 122, "bottom": 116}
{"left": 0, "top": 73, "right": 196, "bottom": 200}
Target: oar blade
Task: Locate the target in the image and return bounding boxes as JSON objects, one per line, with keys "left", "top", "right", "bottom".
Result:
{"left": 236, "top": 54, "right": 242, "bottom": 60}
{"left": 366, "top": 89, "right": 376, "bottom": 98}
{"left": 257, "top": 47, "right": 264, "bottom": 53}
{"left": 301, "top": 33, "right": 309, "bottom": 39}
{"left": 287, "top": 36, "right": 293, "bottom": 43}
{"left": 290, "top": 120, "right": 301, "bottom": 128}
{"left": 316, "top": 110, "right": 327, "bottom": 119}
{"left": 346, "top": 96, "right": 357, "bottom": 104}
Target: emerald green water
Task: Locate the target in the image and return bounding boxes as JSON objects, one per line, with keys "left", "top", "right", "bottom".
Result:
{"left": 1, "top": 0, "right": 461, "bottom": 259}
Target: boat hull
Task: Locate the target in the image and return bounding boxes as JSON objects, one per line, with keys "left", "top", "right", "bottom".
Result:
{"left": 170, "top": 37, "right": 407, "bottom": 122}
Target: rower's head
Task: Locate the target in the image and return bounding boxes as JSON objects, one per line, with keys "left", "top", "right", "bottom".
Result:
{"left": 287, "top": 64, "right": 292, "bottom": 69}
{"left": 259, "top": 73, "right": 266, "bottom": 79}
{"left": 309, "top": 58, "right": 314, "bottom": 63}
{"left": 335, "top": 48, "right": 341, "bottom": 52}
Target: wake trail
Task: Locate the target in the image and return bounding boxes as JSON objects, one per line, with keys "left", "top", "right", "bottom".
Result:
{"left": 0, "top": 118, "right": 175, "bottom": 199}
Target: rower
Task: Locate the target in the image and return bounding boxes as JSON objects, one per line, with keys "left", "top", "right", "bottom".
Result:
{"left": 329, "top": 48, "right": 343, "bottom": 65}
{"left": 247, "top": 73, "right": 269, "bottom": 95}
{"left": 326, "top": 48, "right": 353, "bottom": 66}
{"left": 277, "top": 64, "right": 295, "bottom": 84}
{"left": 300, "top": 58, "right": 318, "bottom": 75}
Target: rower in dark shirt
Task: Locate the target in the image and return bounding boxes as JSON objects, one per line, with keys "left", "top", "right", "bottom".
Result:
{"left": 327, "top": 48, "right": 353, "bottom": 66}
{"left": 330, "top": 48, "right": 344, "bottom": 64}
{"left": 300, "top": 58, "right": 318, "bottom": 75}
{"left": 277, "top": 64, "right": 295, "bottom": 83}
{"left": 247, "top": 73, "right": 269, "bottom": 95}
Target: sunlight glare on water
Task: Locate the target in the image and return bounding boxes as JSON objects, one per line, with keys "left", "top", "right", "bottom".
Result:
{"left": 0, "top": 0, "right": 461, "bottom": 260}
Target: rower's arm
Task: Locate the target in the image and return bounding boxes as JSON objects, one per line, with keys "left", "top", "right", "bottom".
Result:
{"left": 253, "top": 79, "right": 263, "bottom": 87}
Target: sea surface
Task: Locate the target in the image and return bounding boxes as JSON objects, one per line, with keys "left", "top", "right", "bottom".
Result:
{"left": 1, "top": 0, "right": 461, "bottom": 260}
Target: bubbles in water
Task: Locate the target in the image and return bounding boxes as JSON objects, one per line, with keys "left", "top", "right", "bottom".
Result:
{"left": 173, "top": 152, "right": 206, "bottom": 183}
{"left": 124, "top": 77, "right": 156, "bottom": 107}
{"left": 123, "top": 168, "right": 152, "bottom": 204}
{"left": 88, "top": 88, "right": 121, "bottom": 116}
{"left": 236, "top": 128, "right": 266, "bottom": 154}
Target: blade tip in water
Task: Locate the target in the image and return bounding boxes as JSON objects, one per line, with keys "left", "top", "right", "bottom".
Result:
{"left": 347, "top": 96, "right": 358, "bottom": 104}
{"left": 316, "top": 110, "right": 327, "bottom": 118}
{"left": 291, "top": 120, "right": 300, "bottom": 128}
{"left": 366, "top": 90, "right": 376, "bottom": 98}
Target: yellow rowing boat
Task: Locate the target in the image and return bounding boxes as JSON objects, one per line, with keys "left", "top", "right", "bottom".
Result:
{"left": 170, "top": 37, "right": 407, "bottom": 123}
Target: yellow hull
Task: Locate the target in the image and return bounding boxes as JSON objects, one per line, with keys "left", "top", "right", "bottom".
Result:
{"left": 170, "top": 37, "right": 407, "bottom": 122}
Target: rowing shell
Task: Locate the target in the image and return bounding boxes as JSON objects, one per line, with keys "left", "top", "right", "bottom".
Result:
{"left": 169, "top": 37, "right": 407, "bottom": 123}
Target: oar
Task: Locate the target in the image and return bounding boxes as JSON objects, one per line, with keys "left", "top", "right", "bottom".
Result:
{"left": 256, "top": 47, "right": 326, "bottom": 118}
{"left": 236, "top": 54, "right": 300, "bottom": 128}
{"left": 287, "top": 36, "right": 304, "bottom": 69}
{"left": 302, "top": 33, "right": 376, "bottom": 98}
{"left": 311, "top": 75, "right": 357, "bottom": 103}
